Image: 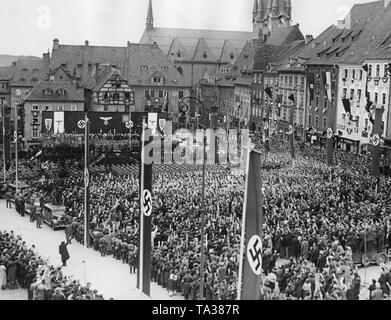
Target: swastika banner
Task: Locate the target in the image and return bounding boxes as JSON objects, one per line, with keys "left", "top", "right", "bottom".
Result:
{"left": 240, "top": 151, "right": 263, "bottom": 300}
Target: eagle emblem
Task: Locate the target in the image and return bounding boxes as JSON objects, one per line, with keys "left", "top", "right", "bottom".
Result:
{"left": 100, "top": 117, "right": 113, "bottom": 126}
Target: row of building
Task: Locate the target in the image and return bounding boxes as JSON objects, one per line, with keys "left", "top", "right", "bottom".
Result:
{"left": 1, "top": 0, "right": 391, "bottom": 154}
{"left": 200, "top": 0, "right": 391, "bottom": 153}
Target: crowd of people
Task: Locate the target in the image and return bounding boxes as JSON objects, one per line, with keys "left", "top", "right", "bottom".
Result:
{"left": 2, "top": 137, "right": 391, "bottom": 300}
{"left": 0, "top": 230, "right": 105, "bottom": 300}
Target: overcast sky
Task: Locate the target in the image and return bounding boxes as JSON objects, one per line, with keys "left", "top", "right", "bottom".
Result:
{"left": 0, "top": 0, "right": 374, "bottom": 56}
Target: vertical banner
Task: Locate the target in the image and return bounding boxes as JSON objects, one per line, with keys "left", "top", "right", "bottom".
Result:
{"left": 289, "top": 101, "right": 295, "bottom": 159}
{"left": 238, "top": 150, "right": 263, "bottom": 300}
{"left": 326, "top": 100, "right": 334, "bottom": 167}
{"left": 137, "top": 118, "right": 152, "bottom": 297}
{"left": 4, "top": 106, "right": 11, "bottom": 172}
{"left": 372, "top": 107, "right": 384, "bottom": 177}
{"left": 84, "top": 113, "right": 90, "bottom": 247}
{"left": 264, "top": 103, "right": 270, "bottom": 152}
{"left": 307, "top": 72, "right": 315, "bottom": 104}
{"left": 54, "top": 112, "right": 65, "bottom": 134}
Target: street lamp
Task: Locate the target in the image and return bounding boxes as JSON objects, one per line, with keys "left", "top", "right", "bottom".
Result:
{"left": 178, "top": 96, "right": 206, "bottom": 300}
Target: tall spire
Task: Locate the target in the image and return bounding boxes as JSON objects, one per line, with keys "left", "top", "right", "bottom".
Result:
{"left": 253, "top": 0, "right": 258, "bottom": 22}
{"left": 285, "top": 0, "right": 292, "bottom": 18}
{"left": 258, "top": 0, "right": 265, "bottom": 19}
{"left": 146, "top": 0, "right": 153, "bottom": 31}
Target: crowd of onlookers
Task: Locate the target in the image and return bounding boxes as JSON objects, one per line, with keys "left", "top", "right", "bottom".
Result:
{"left": 2, "top": 138, "right": 391, "bottom": 300}
{"left": 0, "top": 230, "right": 105, "bottom": 300}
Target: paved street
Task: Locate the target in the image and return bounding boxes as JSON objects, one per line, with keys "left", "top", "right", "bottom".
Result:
{"left": 0, "top": 200, "right": 182, "bottom": 300}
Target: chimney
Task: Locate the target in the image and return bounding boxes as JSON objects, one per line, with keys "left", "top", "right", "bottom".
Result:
{"left": 85, "top": 40, "right": 89, "bottom": 46}
{"left": 53, "top": 38, "right": 59, "bottom": 50}
{"left": 305, "top": 35, "right": 313, "bottom": 45}
{"left": 385, "top": 0, "right": 391, "bottom": 7}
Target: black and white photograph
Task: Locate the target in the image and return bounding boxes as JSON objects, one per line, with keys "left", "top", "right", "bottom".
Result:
{"left": 0, "top": 0, "right": 391, "bottom": 310}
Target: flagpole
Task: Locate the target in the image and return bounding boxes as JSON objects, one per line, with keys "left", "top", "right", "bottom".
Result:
{"left": 236, "top": 139, "right": 251, "bottom": 301}
{"left": 2, "top": 101, "right": 6, "bottom": 182}
{"left": 14, "top": 101, "right": 18, "bottom": 194}
{"left": 83, "top": 112, "right": 90, "bottom": 285}
{"left": 139, "top": 116, "right": 146, "bottom": 296}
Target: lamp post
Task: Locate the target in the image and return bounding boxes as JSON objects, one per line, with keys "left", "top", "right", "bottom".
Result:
{"left": 178, "top": 96, "right": 206, "bottom": 300}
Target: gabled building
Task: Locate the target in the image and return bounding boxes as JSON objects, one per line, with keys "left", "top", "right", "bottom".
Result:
{"left": 23, "top": 81, "right": 85, "bottom": 145}
{"left": 10, "top": 53, "right": 50, "bottom": 103}
{"left": 139, "top": 0, "right": 303, "bottom": 86}
{"left": 49, "top": 40, "right": 191, "bottom": 117}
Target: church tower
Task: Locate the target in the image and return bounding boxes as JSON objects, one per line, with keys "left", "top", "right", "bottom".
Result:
{"left": 146, "top": 0, "right": 154, "bottom": 32}
{"left": 253, "top": 0, "right": 265, "bottom": 34}
{"left": 256, "top": 0, "right": 291, "bottom": 35}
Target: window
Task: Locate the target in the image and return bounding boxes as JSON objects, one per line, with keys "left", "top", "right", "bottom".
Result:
{"left": 179, "top": 91, "right": 184, "bottom": 99}
{"left": 343, "top": 88, "right": 347, "bottom": 98}
{"left": 152, "top": 77, "right": 162, "bottom": 84}
{"left": 359, "top": 70, "right": 363, "bottom": 80}
{"left": 141, "top": 65, "right": 148, "bottom": 70}
{"left": 376, "top": 64, "right": 380, "bottom": 77}
{"left": 355, "top": 116, "right": 359, "bottom": 127}
{"left": 382, "top": 93, "right": 387, "bottom": 105}
{"left": 342, "top": 114, "right": 346, "bottom": 124}
{"left": 385, "top": 64, "right": 389, "bottom": 77}
{"left": 365, "top": 118, "right": 368, "bottom": 130}
{"left": 32, "top": 131, "right": 38, "bottom": 139}
{"left": 58, "top": 105, "right": 63, "bottom": 111}
{"left": 104, "top": 105, "right": 108, "bottom": 111}
{"left": 71, "top": 105, "right": 77, "bottom": 111}
{"left": 352, "top": 69, "right": 356, "bottom": 79}
{"left": 315, "top": 116, "right": 319, "bottom": 128}
{"left": 324, "top": 97, "right": 328, "bottom": 108}
{"left": 145, "top": 90, "right": 150, "bottom": 98}
{"left": 357, "top": 89, "right": 362, "bottom": 101}
{"left": 308, "top": 114, "right": 312, "bottom": 127}
{"left": 375, "top": 93, "right": 378, "bottom": 103}
{"left": 162, "top": 66, "right": 168, "bottom": 71}
{"left": 159, "top": 90, "right": 164, "bottom": 98}
{"left": 323, "top": 117, "right": 327, "bottom": 129}
{"left": 150, "top": 90, "right": 155, "bottom": 98}
{"left": 368, "top": 65, "right": 372, "bottom": 77}
{"left": 32, "top": 105, "right": 39, "bottom": 111}
{"left": 316, "top": 96, "right": 319, "bottom": 107}
{"left": 350, "top": 89, "right": 354, "bottom": 100}
{"left": 344, "top": 69, "right": 348, "bottom": 79}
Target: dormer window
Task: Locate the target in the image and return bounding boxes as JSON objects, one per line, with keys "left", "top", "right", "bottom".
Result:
{"left": 177, "top": 50, "right": 181, "bottom": 58}
{"left": 141, "top": 65, "right": 148, "bottom": 70}
{"left": 20, "top": 78, "right": 27, "bottom": 83}
{"left": 56, "top": 88, "right": 66, "bottom": 96}
{"left": 152, "top": 77, "right": 163, "bottom": 85}
{"left": 203, "top": 51, "right": 207, "bottom": 58}
{"left": 162, "top": 66, "right": 168, "bottom": 71}
{"left": 229, "top": 52, "right": 234, "bottom": 59}
{"left": 43, "top": 88, "right": 53, "bottom": 95}
{"left": 31, "top": 77, "right": 38, "bottom": 83}
{"left": 22, "top": 68, "right": 28, "bottom": 73}
{"left": 32, "top": 68, "right": 39, "bottom": 74}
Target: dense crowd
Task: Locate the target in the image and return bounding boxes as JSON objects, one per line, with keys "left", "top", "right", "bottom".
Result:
{"left": 3, "top": 138, "right": 391, "bottom": 300}
{"left": 0, "top": 230, "right": 105, "bottom": 300}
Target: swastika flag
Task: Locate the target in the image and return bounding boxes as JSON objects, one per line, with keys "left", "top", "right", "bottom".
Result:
{"left": 239, "top": 150, "right": 263, "bottom": 300}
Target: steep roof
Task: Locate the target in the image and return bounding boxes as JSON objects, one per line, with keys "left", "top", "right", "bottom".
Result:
{"left": 50, "top": 42, "right": 127, "bottom": 83}
{"left": 10, "top": 58, "right": 49, "bottom": 87}
{"left": 23, "top": 81, "right": 85, "bottom": 102}
{"left": 0, "top": 65, "right": 14, "bottom": 81}
{"left": 49, "top": 41, "right": 188, "bottom": 87}
{"left": 140, "top": 27, "right": 258, "bottom": 61}
{"left": 266, "top": 24, "right": 304, "bottom": 46}
{"left": 125, "top": 43, "right": 189, "bottom": 87}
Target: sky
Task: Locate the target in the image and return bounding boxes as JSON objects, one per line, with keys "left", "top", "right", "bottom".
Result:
{"left": 0, "top": 0, "right": 377, "bottom": 56}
